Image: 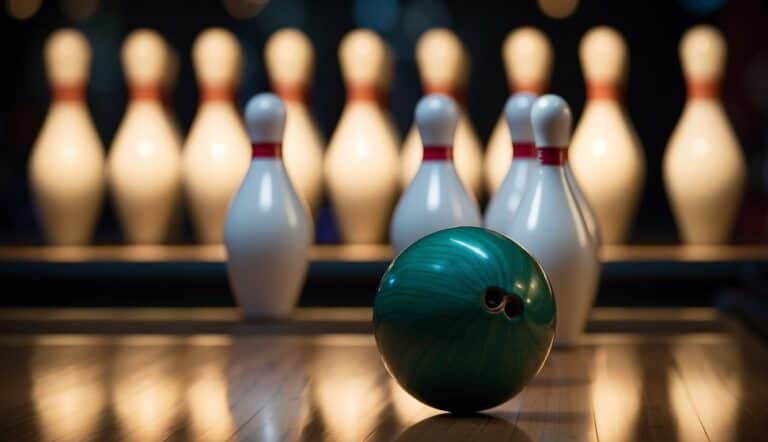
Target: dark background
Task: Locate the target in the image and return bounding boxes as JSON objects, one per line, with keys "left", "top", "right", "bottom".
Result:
{"left": 1, "top": 0, "right": 767, "bottom": 244}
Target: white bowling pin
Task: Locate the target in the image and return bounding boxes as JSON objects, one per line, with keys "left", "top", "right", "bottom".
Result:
{"left": 570, "top": 27, "right": 646, "bottom": 244}
{"left": 224, "top": 93, "right": 311, "bottom": 319}
{"left": 390, "top": 94, "right": 481, "bottom": 254}
{"left": 265, "top": 28, "right": 325, "bottom": 218}
{"left": 325, "top": 30, "right": 400, "bottom": 244}
{"left": 401, "top": 29, "right": 483, "bottom": 200}
{"left": 29, "top": 29, "right": 106, "bottom": 245}
{"left": 108, "top": 29, "right": 182, "bottom": 244}
{"left": 183, "top": 28, "right": 251, "bottom": 244}
{"left": 565, "top": 162, "right": 601, "bottom": 246}
{"left": 664, "top": 26, "right": 746, "bottom": 244}
{"left": 484, "top": 93, "right": 537, "bottom": 232}
{"left": 503, "top": 95, "right": 600, "bottom": 345}
{"left": 485, "top": 27, "right": 552, "bottom": 195}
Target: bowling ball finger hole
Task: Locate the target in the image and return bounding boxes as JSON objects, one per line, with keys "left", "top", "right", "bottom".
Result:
{"left": 482, "top": 287, "right": 505, "bottom": 312}
{"left": 503, "top": 295, "right": 524, "bottom": 320}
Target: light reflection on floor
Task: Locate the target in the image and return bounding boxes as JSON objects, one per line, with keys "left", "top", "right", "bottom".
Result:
{"left": 13, "top": 332, "right": 753, "bottom": 441}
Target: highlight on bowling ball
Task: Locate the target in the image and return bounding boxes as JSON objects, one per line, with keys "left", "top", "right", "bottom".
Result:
{"left": 373, "top": 226, "right": 556, "bottom": 413}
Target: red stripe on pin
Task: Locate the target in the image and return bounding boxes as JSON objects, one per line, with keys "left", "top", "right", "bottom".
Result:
{"left": 202, "top": 85, "right": 233, "bottom": 102}
{"left": 274, "top": 83, "right": 308, "bottom": 104}
{"left": 131, "top": 85, "right": 162, "bottom": 101}
{"left": 424, "top": 86, "right": 466, "bottom": 106}
{"left": 538, "top": 148, "right": 568, "bottom": 165}
{"left": 422, "top": 145, "right": 452, "bottom": 161}
{"left": 53, "top": 85, "right": 85, "bottom": 102}
{"left": 252, "top": 143, "right": 282, "bottom": 158}
{"left": 587, "top": 82, "right": 621, "bottom": 100}
{"left": 347, "top": 84, "right": 379, "bottom": 102}
{"left": 513, "top": 142, "right": 536, "bottom": 159}
{"left": 688, "top": 82, "right": 719, "bottom": 99}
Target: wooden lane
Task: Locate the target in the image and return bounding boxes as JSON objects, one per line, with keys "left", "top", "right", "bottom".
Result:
{"left": 509, "top": 346, "right": 598, "bottom": 441}
{"left": 0, "top": 316, "right": 765, "bottom": 440}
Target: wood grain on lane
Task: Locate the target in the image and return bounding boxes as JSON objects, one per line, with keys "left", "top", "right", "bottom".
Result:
{"left": 0, "top": 311, "right": 764, "bottom": 441}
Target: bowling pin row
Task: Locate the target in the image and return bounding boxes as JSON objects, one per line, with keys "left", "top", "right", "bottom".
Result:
{"left": 392, "top": 92, "right": 599, "bottom": 344}
{"left": 229, "top": 90, "right": 596, "bottom": 344}
{"left": 30, "top": 24, "right": 744, "bottom": 246}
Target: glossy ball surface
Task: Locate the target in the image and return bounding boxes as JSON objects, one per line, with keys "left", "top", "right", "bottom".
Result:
{"left": 374, "top": 227, "right": 556, "bottom": 413}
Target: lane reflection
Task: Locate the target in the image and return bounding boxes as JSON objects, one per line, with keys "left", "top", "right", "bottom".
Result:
{"left": 112, "top": 344, "right": 183, "bottom": 441}
{"left": 591, "top": 346, "right": 640, "bottom": 441}
{"left": 187, "top": 359, "right": 236, "bottom": 440}
{"left": 228, "top": 337, "right": 311, "bottom": 442}
{"left": 397, "top": 414, "right": 532, "bottom": 442}
{"left": 15, "top": 332, "right": 759, "bottom": 441}
{"left": 310, "top": 344, "right": 389, "bottom": 440}
{"left": 388, "top": 377, "right": 439, "bottom": 425}
{"left": 669, "top": 343, "right": 741, "bottom": 441}
{"left": 31, "top": 345, "right": 107, "bottom": 441}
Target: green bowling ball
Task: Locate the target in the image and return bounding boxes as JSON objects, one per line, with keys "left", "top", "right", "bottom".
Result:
{"left": 373, "top": 227, "right": 556, "bottom": 413}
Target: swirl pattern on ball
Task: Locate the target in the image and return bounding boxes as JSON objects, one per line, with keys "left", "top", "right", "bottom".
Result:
{"left": 373, "top": 226, "right": 556, "bottom": 413}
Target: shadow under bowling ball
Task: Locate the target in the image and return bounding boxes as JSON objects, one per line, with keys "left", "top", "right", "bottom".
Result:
{"left": 396, "top": 413, "right": 532, "bottom": 442}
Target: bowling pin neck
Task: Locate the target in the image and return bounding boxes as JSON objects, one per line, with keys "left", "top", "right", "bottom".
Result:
{"left": 346, "top": 83, "right": 379, "bottom": 102}
{"left": 129, "top": 84, "right": 162, "bottom": 102}
{"left": 412, "top": 158, "right": 460, "bottom": 184}
{"left": 52, "top": 84, "right": 86, "bottom": 103}
{"left": 503, "top": 28, "right": 553, "bottom": 96}
{"left": 512, "top": 142, "right": 536, "bottom": 158}
{"left": 422, "top": 145, "right": 453, "bottom": 161}
{"left": 273, "top": 83, "right": 309, "bottom": 104}
{"left": 200, "top": 83, "right": 234, "bottom": 103}
{"left": 687, "top": 81, "right": 719, "bottom": 100}
{"left": 586, "top": 82, "right": 622, "bottom": 101}
{"left": 251, "top": 142, "right": 282, "bottom": 160}
{"left": 424, "top": 85, "right": 465, "bottom": 107}
{"left": 537, "top": 147, "right": 568, "bottom": 167}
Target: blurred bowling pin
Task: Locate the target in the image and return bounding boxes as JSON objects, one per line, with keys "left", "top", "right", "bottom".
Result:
{"left": 108, "top": 29, "right": 182, "bottom": 244}
{"left": 401, "top": 29, "right": 483, "bottom": 200}
{"left": 265, "top": 28, "right": 324, "bottom": 218}
{"left": 484, "top": 93, "right": 537, "bottom": 232}
{"left": 485, "top": 27, "right": 552, "bottom": 195}
{"left": 29, "top": 29, "right": 105, "bottom": 245}
{"left": 664, "top": 26, "right": 746, "bottom": 244}
{"left": 325, "top": 30, "right": 400, "bottom": 244}
{"left": 570, "top": 27, "right": 645, "bottom": 244}
{"left": 503, "top": 95, "right": 599, "bottom": 345}
{"left": 390, "top": 94, "right": 481, "bottom": 254}
{"left": 183, "top": 29, "right": 250, "bottom": 244}
{"left": 225, "top": 93, "right": 311, "bottom": 318}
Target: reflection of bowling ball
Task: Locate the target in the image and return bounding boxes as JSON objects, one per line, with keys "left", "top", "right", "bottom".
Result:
{"left": 374, "top": 227, "right": 556, "bottom": 413}
{"left": 396, "top": 414, "right": 532, "bottom": 442}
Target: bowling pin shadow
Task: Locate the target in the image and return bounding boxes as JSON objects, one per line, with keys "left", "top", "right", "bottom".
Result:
{"left": 396, "top": 413, "right": 532, "bottom": 442}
